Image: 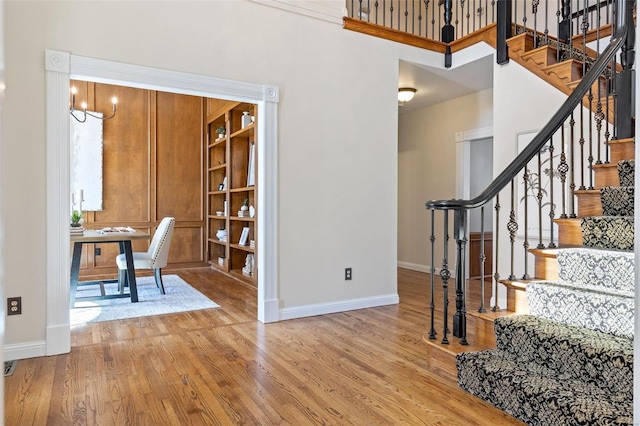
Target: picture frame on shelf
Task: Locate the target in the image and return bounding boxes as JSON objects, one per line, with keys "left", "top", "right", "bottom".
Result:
{"left": 218, "top": 183, "right": 224, "bottom": 191}
{"left": 238, "top": 226, "right": 250, "bottom": 246}
{"left": 247, "top": 141, "right": 255, "bottom": 187}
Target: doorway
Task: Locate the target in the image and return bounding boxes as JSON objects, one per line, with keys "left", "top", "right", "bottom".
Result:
{"left": 45, "top": 50, "right": 279, "bottom": 356}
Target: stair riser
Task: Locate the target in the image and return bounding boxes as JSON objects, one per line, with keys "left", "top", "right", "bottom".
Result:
{"left": 575, "top": 192, "right": 602, "bottom": 217}
{"left": 544, "top": 60, "right": 582, "bottom": 83}
{"left": 581, "top": 216, "right": 634, "bottom": 251}
{"left": 555, "top": 220, "right": 583, "bottom": 246}
{"left": 556, "top": 248, "right": 635, "bottom": 293}
{"left": 594, "top": 165, "right": 620, "bottom": 187}
{"left": 533, "top": 255, "right": 558, "bottom": 281}
{"left": 506, "top": 287, "right": 529, "bottom": 314}
{"left": 522, "top": 46, "right": 557, "bottom": 67}
{"left": 609, "top": 139, "right": 634, "bottom": 163}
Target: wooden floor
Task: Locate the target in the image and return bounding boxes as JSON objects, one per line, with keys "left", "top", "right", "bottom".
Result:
{"left": 5, "top": 267, "right": 524, "bottom": 425}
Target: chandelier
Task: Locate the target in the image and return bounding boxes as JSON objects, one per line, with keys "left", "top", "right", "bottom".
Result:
{"left": 70, "top": 86, "right": 117, "bottom": 123}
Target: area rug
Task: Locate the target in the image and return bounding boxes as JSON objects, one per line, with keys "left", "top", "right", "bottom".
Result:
{"left": 71, "top": 274, "right": 220, "bottom": 325}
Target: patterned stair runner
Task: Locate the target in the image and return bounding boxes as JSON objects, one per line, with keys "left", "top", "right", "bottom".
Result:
{"left": 526, "top": 248, "right": 634, "bottom": 338}
{"left": 457, "top": 315, "right": 633, "bottom": 425}
{"left": 581, "top": 159, "right": 635, "bottom": 250}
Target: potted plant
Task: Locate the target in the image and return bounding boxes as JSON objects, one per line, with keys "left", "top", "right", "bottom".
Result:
{"left": 70, "top": 210, "right": 83, "bottom": 227}
{"left": 215, "top": 126, "right": 226, "bottom": 139}
{"left": 241, "top": 198, "right": 249, "bottom": 211}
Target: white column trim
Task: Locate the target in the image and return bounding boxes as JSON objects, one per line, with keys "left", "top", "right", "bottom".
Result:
{"left": 45, "top": 50, "right": 280, "bottom": 355}
{"left": 45, "top": 50, "right": 72, "bottom": 355}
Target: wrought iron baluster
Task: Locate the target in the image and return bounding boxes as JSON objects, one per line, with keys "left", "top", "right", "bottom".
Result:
{"left": 440, "top": 211, "right": 450, "bottom": 345}
{"left": 522, "top": 0, "right": 528, "bottom": 36}
{"left": 559, "top": 124, "right": 569, "bottom": 219}
{"left": 556, "top": 1, "right": 561, "bottom": 62}
{"left": 397, "top": 0, "right": 401, "bottom": 29}
{"left": 405, "top": 0, "right": 409, "bottom": 32}
{"left": 548, "top": 136, "right": 557, "bottom": 248}
{"left": 432, "top": 0, "right": 436, "bottom": 39}
{"left": 508, "top": 179, "right": 518, "bottom": 280}
{"left": 492, "top": 193, "right": 501, "bottom": 312}
{"left": 588, "top": 87, "right": 595, "bottom": 190}
{"left": 491, "top": 0, "right": 495, "bottom": 23}
{"left": 383, "top": 0, "right": 386, "bottom": 25}
{"left": 375, "top": 0, "right": 379, "bottom": 24}
{"left": 429, "top": 209, "right": 437, "bottom": 340}
{"left": 544, "top": 0, "right": 549, "bottom": 45}
{"left": 351, "top": 0, "right": 355, "bottom": 17}
{"left": 537, "top": 150, "right": 545, "bottom": 249}
{"left": 605, "top": 65, "right": 611, "bottom": 164}
{"left": 478, "top": 206, "right": 487, "bottom": 313}
{"left": 521, "top": 168, "right": 531, "bottom": 279}
{"left": 578, "top": 104, "right": 586, "bottom": 190}
{"left": 532, "top": 0, "right": 539, "bottom": 48}
{"left": 569, "top": 112, "right": 577, "bottom": 217}
{"left": 367, "top": 0, "right": 371, "bottom": 22}
{"left": 456, "top": 0, "right": 461, "bottom": 39}
{"left": 466, "top": 0, "right": 471, "bottom": 35}
{"left": 418, "top": 0, "right": 422, "bottom": 36}
{"left": 390, "top": 1, "right": 394, "bottom": 29}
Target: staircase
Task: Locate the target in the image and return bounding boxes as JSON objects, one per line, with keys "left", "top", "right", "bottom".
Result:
{"left": 422, "top": 2, "right": 635, "bottom": 425}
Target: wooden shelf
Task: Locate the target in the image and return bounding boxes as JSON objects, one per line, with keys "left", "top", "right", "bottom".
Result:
{"left": 205, "top": 102, "right": 258, "bottom": 276}
{"left": 230, "top": 123, "right": 255, "bottom": 138}
{"left": 230, "top": 186, "right": 255, "bottom": 193}
{"left": 229, "top": 243, "right": 254, "bottom": 253}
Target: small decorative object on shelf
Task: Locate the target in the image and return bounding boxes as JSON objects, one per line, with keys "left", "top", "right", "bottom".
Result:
{"left": 215, "top": 126, "right": 226, "bottom": 140}
{"left": 238, "top": 227, "right": 250, "bottom": 246}
{"left": 218, "top": 257, "right": 225, "bottom": 266}
{"left": 70, "top": 210, "right": 85, "bottom": 235}
{"left": 216, "top": 211, "right": 224, "bottom": 216}
{"left": 216, "top": 229, "right": 227, "bottom": 242}
{"left": 249, "top": 240, "right": 255, "bottom": 249}
{"left": 241, "top": 111, "right": 251, "bottom": 129}
{"left": 249, "top": 205, "right": 255, "bottom": 218}
{"left": 242, "top": 254, "right": 254, "bottom": 276}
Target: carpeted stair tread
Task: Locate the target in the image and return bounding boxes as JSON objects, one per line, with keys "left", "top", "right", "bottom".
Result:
{"left": 600, "top": 186, "right": 634, "bottom": 216}
{"left": 494, "top": 315, "right": 633, "bottom": 395}
{"left": 580, "top": 216, "right": 634, "bottom": 250}
{"left": 526, "top": 281, "right": 634, "bottom": 338}
{"left": 556, "top": 248, "right": 635, "bottom": 293}
{"left": 457, "top": 350, "right": 633, "bottom": 425}
{"left": 617, "top": 159, "right": 634, "bottom": 186}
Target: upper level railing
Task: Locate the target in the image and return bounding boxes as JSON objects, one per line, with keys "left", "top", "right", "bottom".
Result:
{"left": 424, "top": 0, "right": 633, "bottom": 345}
{"left": 346, "top": 1, "right": 617, "bottom": 66}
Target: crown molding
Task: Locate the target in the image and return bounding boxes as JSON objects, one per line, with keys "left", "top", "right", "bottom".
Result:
{"left": 249, "top": 0, "right": 344, "bottom": 24}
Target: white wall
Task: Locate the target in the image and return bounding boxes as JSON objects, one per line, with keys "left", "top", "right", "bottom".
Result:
{"left": 397, "top": 88, "right": 493, "bottom": 272}
{"left": 2, "top": 0, "right": 455, "bottom": 352}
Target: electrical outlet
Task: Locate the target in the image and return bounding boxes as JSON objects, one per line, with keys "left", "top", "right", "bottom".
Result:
{"left": 345, "top": 268, "right": 352, "bottom": 280}
{"left": 7, "top": 297, "right": 21, "bottom": 316}
{"left": 95, "top": 247, "right": 101, "bottom": 256}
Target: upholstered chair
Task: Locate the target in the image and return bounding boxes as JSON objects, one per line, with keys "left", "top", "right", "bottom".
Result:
{"left": 116, "top": 217, "right": 175, "bottom": 295}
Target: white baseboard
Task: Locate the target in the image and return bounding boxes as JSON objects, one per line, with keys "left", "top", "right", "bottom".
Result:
{"left": 4, "top": 340, "right": 47, "bottom": 361}
{"left": 397, "top": 261, "right": 441, "bottom": 275}
{"left": 279, "top": 294, "right": 399, "bottom": 321}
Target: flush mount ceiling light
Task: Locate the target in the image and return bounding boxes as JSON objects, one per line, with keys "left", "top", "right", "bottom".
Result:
{"left": 398, "top": 87, "right": 417, "bottom": 103}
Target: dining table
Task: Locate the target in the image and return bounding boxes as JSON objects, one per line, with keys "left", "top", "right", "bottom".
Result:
{"left": 70, "top": 229, "right": 150, "bottom": 308}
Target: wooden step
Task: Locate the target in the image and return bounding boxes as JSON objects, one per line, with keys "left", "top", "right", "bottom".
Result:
{"left": 574, "top": 189, "right": 602, "bottom": 217}
{"left": 521, "top": 44, "right": 558, "bottom": 67}
{"left": 422, "top": 309, "right": 514, "bottom": 384}
{"left": 506, "top": 32, "right": 534, "bottom": 55}
{"left": 543, "top": 59, "right": 583, "bottom": 83}
{"left": 593, "top": 162, "right": 620, "bottom": 187}
{"left": 529, "top": 248, "right": 561, "bottom": 280}
{"left": 554, "top": 218, "right": 583, "bottom": 246}
{"left": 609, "top": 138, "right": 635, "bottom": 163}
{"left": 501, "top": 279, "right": 530, "bottom": 314}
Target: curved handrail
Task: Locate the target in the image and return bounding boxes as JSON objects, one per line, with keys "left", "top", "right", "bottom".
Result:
{"left": 427, "top": 0, "right": 629, "bottom": 211}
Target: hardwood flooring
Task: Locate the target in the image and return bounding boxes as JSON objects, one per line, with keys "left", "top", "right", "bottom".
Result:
{"left": 5, "top": 268, "right": 524, "bottom": 425}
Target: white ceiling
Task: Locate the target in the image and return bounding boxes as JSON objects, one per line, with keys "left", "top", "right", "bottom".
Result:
{"left": 398, "top": 55, "right": 494, "bottom": 113}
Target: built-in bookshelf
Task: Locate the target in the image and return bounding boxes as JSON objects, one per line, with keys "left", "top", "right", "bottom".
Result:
{"left": 205, "top": 100, "right": 257, "bottom": 285}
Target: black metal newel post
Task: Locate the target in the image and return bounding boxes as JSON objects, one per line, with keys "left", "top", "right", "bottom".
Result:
{"left": 559, "top": 0, "right": 572, "bottom": 42}
{"left": 442, "top": 0, "right": 455, "bottom": 67}
{"left": 615, "top": 0, "right": 635, "bottom": 139}
{"left": 452, "top": 209, "right": 468, "bottom": 345}
{"left": 496, "top": 0, "right": 512, "bottom": 64}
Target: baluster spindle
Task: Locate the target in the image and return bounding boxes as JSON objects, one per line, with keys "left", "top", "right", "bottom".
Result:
{"left": 521, "top": 167, "right": 531, "bottom": 279}
{"left": 455, "top": 0, "right": 461, "bottom": 38}
{"left": 492, "top": 193, "right": 501, "bottom": 312}
{"left": 605, "top": 65, "right": 611, "bottom": 164}
{"left": 537, "top": 150, "right": 545, "bottom": 249}
{"left": 418, "top": 0, "right": 423, "bottom": 36}
{"left": 429, "top": 209, "right": 437, "bottom": 340}
{"left": 491, "top": 0, "right": 495, "bottom": 23}
{"left": 397, "top": 0, "right": 401, "bottom": 29}
{"left": 478, "top": 206, "right": 487, "bottom": 313}
{"left": 569, "top": 112, "right": 577, "bottom": 217}
{"left": 508, "top": 179, "right": 518, "bottom": 280}
{"left": 588, "top": 88, "right": 595, "bottom": 189}
{"left": 578, "top": 106, "right": 586, "bottom": 190}
{"left": 441, "top": 210, "right": 450, "bottom": 345}
{"left": 532, "top": 0, "right": 539, "bottom": 48}
{"left": 559, "top": 125, "right": 569, "bottom": 218}
{"left": 544, "top": 0, "right": 549, "bottom": 46}
{"left": 405, "top": 0, "right": 409, "bottom": 33}
{"left": 548, "top": 136, "right": 557, "bottom": 248}
{"left": 390, "top": 1, "right": 394, "bottom": 29}
{"left": 522, "top": 0, "right": 528, "bottom": 35}
{"left": 431, "top": 0, "right": 436, "bottom": 39}
{"left": 367, "top": 0, "right": 371, "bottom": 22}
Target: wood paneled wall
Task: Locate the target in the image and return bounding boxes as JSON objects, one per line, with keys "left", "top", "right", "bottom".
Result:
{"left": 72, "top": 81, "right": 206, "bottom": 278}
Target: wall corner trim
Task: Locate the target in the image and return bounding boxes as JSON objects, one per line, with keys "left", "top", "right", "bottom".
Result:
{"left": 249, "top": 0, "right": 344, "bottom": 24}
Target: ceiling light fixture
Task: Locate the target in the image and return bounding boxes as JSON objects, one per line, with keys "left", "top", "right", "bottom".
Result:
{"left": 70, "top": 86, "right": 118, "bottom": 123}
{"left": 398, "top": 87, "right": 417, "bottom": 103}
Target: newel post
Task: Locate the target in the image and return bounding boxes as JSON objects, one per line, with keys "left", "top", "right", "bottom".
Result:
{"left": 615, "top": 0, "right": 635, "bottom": 139}
{"left": 442, "top": 0, "right": 454, "bottom": 68}
{"left": 558, "top": 0, "right": 572, "bottom": 42}
{"left": 452, "top": 209, "right": 468, "bottom": 345}
{"left": 496, "top": 0, "right": 512, "bottom": 65}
